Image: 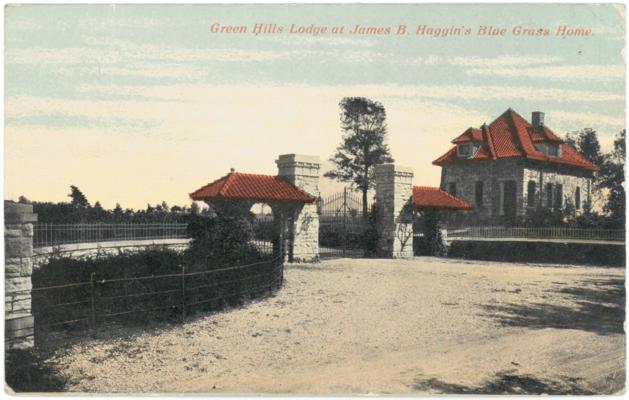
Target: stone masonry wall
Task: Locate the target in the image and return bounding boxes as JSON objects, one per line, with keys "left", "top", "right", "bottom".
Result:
{"left": 441, "top": 159, "right": 524, "bottom": 219}
{"left": 523, "top": 166, "right": 592, "bottom": 213}
{"left": 375, "top": 164, "right": 414, "bottom": 258}
{"left": 276, "top": 154, "right": 320, "bottom": 262}
{"left": 5, "top": 201, "right": 37, "bottom": 349}
{"left": 441, "top": 159, "right": 594, "bottom": 223}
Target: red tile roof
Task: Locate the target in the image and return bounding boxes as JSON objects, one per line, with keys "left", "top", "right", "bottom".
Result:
{"left": 452, "top": 127, "right": 483, "bottom": 144}
{"left": 412, "top": 186, "right": 472, "bottom": 210}
{"left": 433, "top": 108, "right": 598, "bottom": 172}
{"left": 190, "top": 172, "right": 316, "bottom": 203}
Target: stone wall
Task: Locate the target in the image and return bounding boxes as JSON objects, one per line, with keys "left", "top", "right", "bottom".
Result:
{"left": 375, "top": 164, "right": 414, "bottom": 258}
{"left": 5, "top": 201, "right": 37, "bottom": 349}
{"left": 523, "top": 166, "right": 592, "bottom": 213}
{"left": 32, "top": 239, "right": 191, "bottom": 269}
{"left": 276, "top": 154, "right": 320, "bottom": 262}
{"left": 441, "top": 159, "right": 594, "bottom": 223}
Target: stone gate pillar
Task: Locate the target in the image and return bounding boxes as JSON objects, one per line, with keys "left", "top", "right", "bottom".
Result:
{"left": 375, "top": 164, "right": 414, "bottom": 258}
{"left": 276, "top": 154, "right": 320, "bottom": 262}
{"left": 5, "top": 201, "right": 37, "bottom": 349}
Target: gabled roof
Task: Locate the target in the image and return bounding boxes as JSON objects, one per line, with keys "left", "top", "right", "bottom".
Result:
{"left": 433, "top": 108, "right": 598, "bottom": 172}
{"left": 413, "top": 186, "right": 472, "bottom": 210}
{"left": 190, "top": 172, "right": 316, "bottom": 203}
{"left": 452, "top": 127, "right": 483, "bottom": 144}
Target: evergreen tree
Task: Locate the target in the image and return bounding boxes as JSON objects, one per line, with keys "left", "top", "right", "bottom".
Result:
{"left": 113, "top": 203, "right": 124, "bottom": 221}
{"left": 324, "top": 97, "right": 394, "bottom": 218}
{"left": 68, "top": 185, "right": 90, "bottom": 208}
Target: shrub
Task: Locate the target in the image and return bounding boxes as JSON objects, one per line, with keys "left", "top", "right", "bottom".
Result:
{"left": 186, "top": 213, "right": 270, "bottom": 269}
{"left": 32, "top": 212, "right": 281, "bottom": 335}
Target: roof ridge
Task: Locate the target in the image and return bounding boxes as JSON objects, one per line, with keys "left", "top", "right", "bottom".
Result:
{"left": 189, "top": 173, "right": 230, "bottom": 198}
{"left": 506, "top": 108, "right": 538, "bottom": 157}
{"left": 482, "top": 123, "right": 497, "bottom": 159}
{"left": 217, "top": 172, "right": 236, "bottom": 197}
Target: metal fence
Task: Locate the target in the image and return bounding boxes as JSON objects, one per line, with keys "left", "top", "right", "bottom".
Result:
{"left": 15, "top": 256, "right": 283, "bottom": 343}
{"left": 446, "top": 226, "right": 626, "bottom": 242}
{"left": 33, "top": 223, "right": 189, "bottom": 248}
{"left": 318, "top": 188, "right": 372, "bottom": 259}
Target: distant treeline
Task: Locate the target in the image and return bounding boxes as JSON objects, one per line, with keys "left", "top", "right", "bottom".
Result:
{"left": 17, "top": 185, "right": 209, "bottom": 224}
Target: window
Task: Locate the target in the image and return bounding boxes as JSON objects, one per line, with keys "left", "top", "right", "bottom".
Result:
{"left": 554, "top": 184, "right": 563, "bottom": 209}
{"left": 475, "top": 181, "right": 483, "bottom": 207}
{"left": 527, "top": 181, "right": 536, "bottom": 207}
{"left": 534, "top": 143, "right": 561, "bottom": 157}
{"left": 457, "top": 143, "right": 472, "bottom": 158}
{"left": 575, "top": 187, "right": 581, "bottom": 209}
{"left": 546, "top": 183, "right": 553, "bottom": 208}
{"left": 547, "top": 144, "right": 560, "bottom": 157}
{"left": 448, "top": 182, "right": 457, "bottom": 197}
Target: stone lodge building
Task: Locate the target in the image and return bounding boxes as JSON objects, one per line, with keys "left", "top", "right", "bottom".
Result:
{"left": 433, "top": 108, "right": 598, "bottom": 224}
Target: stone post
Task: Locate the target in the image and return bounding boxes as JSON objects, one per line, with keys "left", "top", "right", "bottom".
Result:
{"left": 276, "top": 154, "right": 320, "bottom": 263}
{"left": 375, "top": 164, "right": 414, "bottom": 258}
{"left": 5, "top": 201, "right": 37, "bottom": 349}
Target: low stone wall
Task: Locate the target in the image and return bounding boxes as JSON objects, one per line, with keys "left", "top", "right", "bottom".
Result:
{"left": 32, "top": 238, "right": 191, "bottom": 268}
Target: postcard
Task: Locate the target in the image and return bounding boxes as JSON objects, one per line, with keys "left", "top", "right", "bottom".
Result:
{"left": 4, "top": 3, "right": 626, "bottom": 395}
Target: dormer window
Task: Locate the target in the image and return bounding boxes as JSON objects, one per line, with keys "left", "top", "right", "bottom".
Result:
{"left": 547, "top": 144, "right": 560, "bottom": 157}
{"left": 457, "top": 143, "right": 478, "bottom": 159}
{"left": 534, "top": 143, "right": 561, "bottom": 157}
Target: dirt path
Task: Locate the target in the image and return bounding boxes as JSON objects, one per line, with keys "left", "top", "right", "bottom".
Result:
{"left": 47, "top": 257, "right": 625, "bottom": 394}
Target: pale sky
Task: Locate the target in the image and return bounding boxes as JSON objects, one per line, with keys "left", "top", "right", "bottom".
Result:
{"left": 4, "top": 4, "right": 626, "bottom": 209}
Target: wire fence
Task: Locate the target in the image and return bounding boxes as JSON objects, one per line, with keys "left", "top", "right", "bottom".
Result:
{"left": 33, "top": 223, "right": 189, "bottom": 248}
{"left": 12, "top": 256, "right": 283, "bottom": 343}
{"left": 446, "top": 226, "right": 626, "bottom": 242}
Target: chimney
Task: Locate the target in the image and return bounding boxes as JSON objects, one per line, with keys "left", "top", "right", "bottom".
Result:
{"left": 532, "top": 111, "right": 544, "bottom": 129}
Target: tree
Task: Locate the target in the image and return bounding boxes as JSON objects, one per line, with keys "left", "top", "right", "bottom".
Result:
{"left": 113, "top": 203, "right": 124, "bottom": 221}
{"left": 90, "top": 201, "right": 108, "bottom": 221}
{"left": 190, "top": 202, "right": 200, "bottom": 215}
{"left": 566, "top": 128, "right": 605, "bottom": 171}
{"left": 600, "top": 129, "right": 625, "bottom": 227}
{"left": 17, "top": 196, "right": 30, "bottom": 204}
{"left": 324, "top": 97, "right": 394, "bottom": 218}
{"left": 565, "top": 129, "right": 606, "bottom": 211}
{"left": 68, "top": 185, "right": 90, "bottom": 208}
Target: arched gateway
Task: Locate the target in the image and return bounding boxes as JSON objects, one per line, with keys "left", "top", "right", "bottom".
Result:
{"left": 190, "top": 154, "right": 321, "bottom": 263}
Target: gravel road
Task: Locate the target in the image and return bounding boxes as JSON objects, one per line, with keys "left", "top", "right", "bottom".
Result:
{"left": 44, "top": 257, "right": 625, "bottom": 394}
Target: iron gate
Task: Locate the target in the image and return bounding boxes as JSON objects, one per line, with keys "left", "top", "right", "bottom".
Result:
{"left": 318, "top": 188, "right": 373, "bottom": 259}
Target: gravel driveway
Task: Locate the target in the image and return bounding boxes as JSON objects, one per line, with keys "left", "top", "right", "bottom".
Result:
{"left": 44, "top": 257, "right": 625, "bottom": 394}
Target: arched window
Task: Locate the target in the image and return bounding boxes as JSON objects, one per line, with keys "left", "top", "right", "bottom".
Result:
{"left": 527, "top": 181, "right": 536, "bottom": 207}
{"left": 575, "top": 187, "right": 581, "bottom": 209}
{"left": 475, "top": 181, "right": 483, "bottom": 207}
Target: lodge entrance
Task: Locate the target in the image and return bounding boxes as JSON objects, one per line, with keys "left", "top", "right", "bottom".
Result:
{"left": 317, "top": 188, "right": 372, "bottom": 259}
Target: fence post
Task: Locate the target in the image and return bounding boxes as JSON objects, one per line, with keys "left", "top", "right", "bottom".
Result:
{"left": 342, "top": 188, "right": 348, "bottom": 256}
{"left": 90, "top": 272, "right": 97, "bottom": 338}
{"left": 181, "top": 264, "right": 186, "bottom": 323}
